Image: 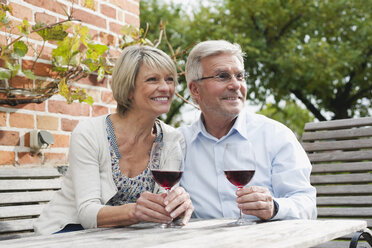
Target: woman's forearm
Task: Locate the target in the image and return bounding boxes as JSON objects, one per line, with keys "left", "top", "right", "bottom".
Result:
{"left": 97, "top": 203, "right": 139, "bottom": 228}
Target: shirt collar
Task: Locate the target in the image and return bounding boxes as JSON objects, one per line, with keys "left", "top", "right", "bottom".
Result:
{"left": 190, "top": 108, "right": 250, "bottom": 142}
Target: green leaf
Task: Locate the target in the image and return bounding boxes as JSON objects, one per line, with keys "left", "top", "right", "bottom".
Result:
{"left": 13, "top": 41, "right": 28, "bottom": 57}
{"left": 35, "top": 23, "right": 68, "bottom": 41}
{"left": 0, "top": 70, "right": 10, "bottom": 79}
{"left": 97, "top": 67, "right": 105, "bottom": 81}
{"left": 17, "top": 19, "right": 30, "bottom": 35}
{"left": 83, "top": 95, "right": 94, "bottom": 105}
{"left": 22, "top": 69, "right": 36, "bottom": 80}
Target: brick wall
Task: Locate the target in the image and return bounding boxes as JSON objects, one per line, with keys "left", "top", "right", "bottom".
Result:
{"left": 0, "top": 0, "right": 140, "bottom": 167}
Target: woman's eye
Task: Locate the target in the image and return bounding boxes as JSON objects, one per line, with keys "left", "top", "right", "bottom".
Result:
{"left": 146, "top": 77, "right": 158, "bottom": 82}
{"left": 165, "top": 77, "right": 174, "bottom": 83}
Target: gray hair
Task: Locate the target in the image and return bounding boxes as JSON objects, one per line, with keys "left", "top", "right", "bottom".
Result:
{"left": 111, "top": 45, "right": 178, "bottom": 116}
{"left": 185, "top": 40, "right": 245, "bottom": 87}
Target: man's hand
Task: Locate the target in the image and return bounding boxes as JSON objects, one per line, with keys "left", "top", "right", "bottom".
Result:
{"left": 134, "top": 191, "right": 172, "bottom": 223}
{"left": 236, "top": 186, "right": 275, "bottom": 220}
{"left": 164, "top": 186, "right": 194, "bottom": 225}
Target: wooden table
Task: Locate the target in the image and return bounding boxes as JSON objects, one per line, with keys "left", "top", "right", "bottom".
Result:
{"left": 0, "top": 219, "right": 368, "bottom": 248}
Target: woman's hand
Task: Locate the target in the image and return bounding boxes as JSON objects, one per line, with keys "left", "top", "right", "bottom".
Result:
{"left": 134, "top": 191, "right": 172, "bottom": 223}
{"left": 163, "top": 186, "right": 194, "bottom": 225}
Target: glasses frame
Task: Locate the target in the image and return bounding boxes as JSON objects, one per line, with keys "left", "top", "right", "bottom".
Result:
{"left": 196, "top": 71, "right": 248, "bottom": 83}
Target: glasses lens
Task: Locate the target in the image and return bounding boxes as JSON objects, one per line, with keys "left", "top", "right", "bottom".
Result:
{"left": 217, "top": 72, "right": 232, "bottom": 82}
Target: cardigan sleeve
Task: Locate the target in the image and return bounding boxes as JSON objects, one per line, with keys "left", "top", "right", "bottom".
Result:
{"left": 69, "top": 121, "right": 106, "bottom": 229}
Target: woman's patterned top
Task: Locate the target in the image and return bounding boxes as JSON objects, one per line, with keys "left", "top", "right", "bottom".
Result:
{"left": 105, "top": 116, "right": 163, "bottom": 206}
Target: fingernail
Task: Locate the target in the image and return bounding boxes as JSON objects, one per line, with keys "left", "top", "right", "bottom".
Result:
{"left": 170, "top": 212, "right": 175, "bottom": 218}
{"left": 165, "top": 206, "right": 170, "bottom": 212}
{"left": 164, "top": 200, "right": 169, "bottom": 205}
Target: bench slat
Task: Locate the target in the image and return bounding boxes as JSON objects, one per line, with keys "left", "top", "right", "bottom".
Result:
{"left": 0, "top": 219, "right": 34, "bottom": 233}
{"left": 0, "top": 168, "right": 61, "bottom": 178}
{"left": 304, "top": 117, "right": 372, "bottom": 131}
{"left": 302, "top": 127, "right": 372, "bottom": 141}
{"left": 317, "top": 207, "right": 372, "bottom": 217}
{"left": 315, "top": 185, "right": 372, "bottom": 195}
{"left": 317, "top": 196, "right": 372, "bottom": 205}
{"left": 0, "top": 179, "right": 61, "bottom": 191}
{"left": 302, "top": 138, "right": 372, "bottom": 152}
{"left": 308, "top": 150, "right": 372, "bottom": 162}
{"left": 0, "top": 204, "right": 45, "bottom": 219}
{"left": 0, "top": 191, "right": 56, "bottom": 204}
{"left": 311, "top": 162, "right": 372, "bottom": 173}
{"left": 311, "top": 173, "right": 372, "bottom": 184}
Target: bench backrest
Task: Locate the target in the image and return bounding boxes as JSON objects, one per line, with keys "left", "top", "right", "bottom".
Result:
{"left": 0, "top": 167, "right": 62, "bottom": 240}
{"left": 302, "top": 117, "right": 372, "bottom": 247}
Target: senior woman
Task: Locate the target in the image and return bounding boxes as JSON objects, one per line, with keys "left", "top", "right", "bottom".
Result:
{"left": 34, "top": 45, "right": 194, "bottom": 235}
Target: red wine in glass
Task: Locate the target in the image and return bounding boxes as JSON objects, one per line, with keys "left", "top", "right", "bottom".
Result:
{"left": 224, "top": 170, "right": 255, "bottom": 188}
{"left": 151, "top": 170, "right": 183, "bottom": 191}
{"left": 223, "top": 142, "right": 257, "bottom": 226}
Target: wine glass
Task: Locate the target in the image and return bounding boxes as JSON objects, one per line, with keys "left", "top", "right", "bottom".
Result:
{"left": 223, "top": 141, "right": 256, "bottom": 226}
{"left": 149, "top": 141, "right": 184, "bottom": 228}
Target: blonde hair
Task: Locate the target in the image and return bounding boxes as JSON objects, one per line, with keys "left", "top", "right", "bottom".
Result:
{"left": 111, "top": 45, "right": 178, "bottom": 116}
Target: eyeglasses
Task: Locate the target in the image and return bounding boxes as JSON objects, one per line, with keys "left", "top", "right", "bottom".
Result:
{"left": 196, "top": 71, "right": 248, "bottom": 83}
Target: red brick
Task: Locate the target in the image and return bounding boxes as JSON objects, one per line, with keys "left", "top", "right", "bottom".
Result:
{"left": 37, "top": 45, "right": 53, "bottom": 60}
{"left": 101, "top": 4, "right": 116, "bottom": 19}
{"left": 125, "top": 0, "right": 139, "bottom": 16}
{"left": 77, "top": 74, "right": 108, "bottom": 87}
{"left": 9, "top": 2, "right": 33, "bottom": 21}
{"left": 92, "top": 105, "right": 108, "bottom": 117}
{"left": 0, "top": 131, "right": 20, "bottom": 146}
{"left": 89, "top": 29, "right": 99, "bottom": 42}
{"left": 125, "top": 14, "right": 139, "bottom": 27}
{"left": 0, "top": 151, "right": 15, "bottom": 165}
{"left": 35, "top": 12, "right": 57, "bottom": 25}
{"left": 0, "top": 112, "right": 6, "bottom": 126}
{"left": 22, "top": 61, "right": 58, "bottom": 78}
{"left": 24, "top": 0, "right": 66, "bottom": 15}
{"left": 51, "top": 134, "right": 70, "bottom": 147}
{"left": 44, "top": 152, "right": 67, "bottom": 165}
{"left": 100, "top": 32, "right": 115, "bottom": 46}
{"left": 8, "top": 76, "right": 32, "bottom": 89}
{"left": 109, "top": 22, "right": 123, "bottom": 35}
{"left": 61, "top": 118, "right": 79, "bottom": 132}
{"left": 72, "top": 9, "right": 106, "bottom": 29}
{"left": 9, "top": 112, "right": 34, "bottom": 129}
{"left": 109, "top": 0, "right": 126, "bottom": 9}
{"left": 48, "top": 100, "right": 90, "bottom": 116}
{"left": 12, "top": 101, "right": 46, "bottom": 112}
{"left": 18, "top": 152, "right": 42, "bottom": 165}
{"left": 36, "top": 115, "right": 59, "bottom": 130}
{"left": 102, "top": 91, "right": 116, "bottom": 105}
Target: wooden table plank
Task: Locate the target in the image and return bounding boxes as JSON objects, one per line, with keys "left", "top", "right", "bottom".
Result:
{"left": 0, "top": 219, "right": 367, "bottom": 248}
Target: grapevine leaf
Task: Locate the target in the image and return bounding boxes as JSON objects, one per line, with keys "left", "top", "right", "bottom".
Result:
{"left": 13, "top": 40, "right": 28, "bottom": 57}
{"left": 17, "top": 19, "right": 30, "bottom": 35}
{"left": 83, "top": 95, "right": 94, "bottom": 105}
{"left": 35, "top": 23, "right": 68, "bottom": 41}
{"left": 0, "top": 70, "right": 10, "bottom": 79}
{"left": 22, "top": 69, "right": 36, "bottom": 80}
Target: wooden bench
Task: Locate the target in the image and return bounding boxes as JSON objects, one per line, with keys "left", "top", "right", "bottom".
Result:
{"left": 301, "top": 117, "right": 372, "bottom": 248}
{"left": 0, "top": 167, "right": 63, "bottom": 240}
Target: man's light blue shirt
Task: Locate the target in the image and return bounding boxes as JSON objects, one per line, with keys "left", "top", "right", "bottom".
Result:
{"left": 179, "top": 108, "right": 317, "bottom": 220}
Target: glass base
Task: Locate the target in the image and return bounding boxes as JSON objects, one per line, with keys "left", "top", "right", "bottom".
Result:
{"left": 156, "top": 221, "right": 183, "bottom": 229}
{"left": 227, "top": 218, "right": 256, "bottom": 226}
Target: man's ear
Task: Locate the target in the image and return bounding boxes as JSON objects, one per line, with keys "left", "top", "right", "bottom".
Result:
{"left": 189, "top": 81, "right": 200, "bottom": 100}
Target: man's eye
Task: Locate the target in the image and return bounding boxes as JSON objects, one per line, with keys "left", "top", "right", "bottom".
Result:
{"left": 217, "top": 73, "right": 231, "bottom": 80}
{"left": 236, "top": 73, "right": 244, "bottom": 80}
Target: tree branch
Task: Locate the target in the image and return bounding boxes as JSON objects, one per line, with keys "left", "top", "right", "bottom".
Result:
{"left": 291, "top": 89, "right": 327, "bottom": 121}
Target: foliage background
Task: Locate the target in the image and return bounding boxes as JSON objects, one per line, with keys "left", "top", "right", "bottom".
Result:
{"left": 140, "top": 0, "right": 372, "bottom": 137}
